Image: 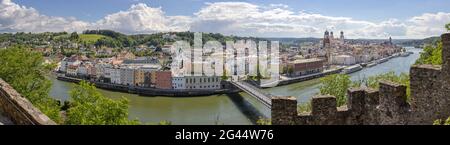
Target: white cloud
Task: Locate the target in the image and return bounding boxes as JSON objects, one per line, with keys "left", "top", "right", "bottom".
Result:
{"left": 93, "top": 3, "right": 191, "bottom": 34}
{"left": 0, "top": 0, "right": 448, "bottom": 39}
{"left": 189, "top": 2, "right": 415, "bottom": 38}
{"left": 0, "top": 0, "right": 89, "bottom": 32}
{"left": 407, "top": 12, "right": 450, "bottom": 38}
{"left": 192, "top": 2, "right": 450, "bottom": 38}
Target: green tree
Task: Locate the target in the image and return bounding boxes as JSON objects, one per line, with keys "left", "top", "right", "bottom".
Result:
{"left": 158, "top": 120, "right": 172, "bottom": 125}
{"left": 297, "top": 101, "right": 312, "bottom": 113}
{"left": 364, "top": 72, "right": 411, "bottom": 101}
{"left": 446, "top": 23, "right": 450, "bottom": 31}
{"left": 415, "top": 22, "right": 449, "bottom": 65}
{"left": 415, "top": 41, "right": 442, "bottom": 65}
{"left": 434, "top": 117, "right": 450, "bottom": 125}
{"left": 70, "top": 32, "right": 79, "bottom": 41}
{"left": 65, "top": 81, "right": 140, "bottom": 125}
{"left": 256, "top": 117, "right": 271, "bottom": 125}
{"left": 0, "top": 46, "right": 62, "bottom": 123}
{"left": 287, "top": 66, "right": 294, "bottom": 76}
{"left": 319, "top": 74, "right": 351, "bottom": 107}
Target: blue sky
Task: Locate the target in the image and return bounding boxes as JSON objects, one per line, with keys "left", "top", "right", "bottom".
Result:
{"left": 14, "top": 0, "right": 450, "bottom": 22}
{"left": 3, "top": 0, "right": 450, "bottom": 38}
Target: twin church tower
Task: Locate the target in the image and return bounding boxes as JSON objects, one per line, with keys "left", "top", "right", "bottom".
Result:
{"left": 323, "top": 30, "right": 345, "bottom": 48}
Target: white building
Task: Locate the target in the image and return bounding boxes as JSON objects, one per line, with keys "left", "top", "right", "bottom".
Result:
{"left": 59, "top": 56, "right": 81, "bottom": 73}
{"left": 95, "top": 63, "right": 112, "bottom": 79}
{"left": 66, "top": 65, "right": 78, "bottom": 77}
{"left": 331, "top": 55, "right": 356, "bottom": 65}
{"left": 110, "top": 68, "right": 121, "bottom": 84}
{"left": 182, "top": 76, "right": 221, "bottom": 90}
{"left": 77, "top": 62, "right": 93, "bottom": 77}
{"left": 172, "top": 77, "right": 186, "bottom": 89}
{"left": 120, "top": 66, "right": 136, "bottom": 86}
{"left": 59, "top": 59, "right": 68, "bottom": 72}
{"left": 355, "top": 54, "right": 372, "bottom": 63}
{"left": 103, "top": 67, "right": 113, "bottom": 81}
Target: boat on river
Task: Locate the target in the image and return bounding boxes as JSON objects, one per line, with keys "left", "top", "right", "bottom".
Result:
{"left": 341, "top": 64, "right": 363, "bottom": 74}
{"left": 377, "top": 58, "right": 389, "bottom": 64}
{"left": 400, "top": 51, "right": 414, "bottom": 57}
{"left": 366, "top": 62, "right": 377, "bottom": 67}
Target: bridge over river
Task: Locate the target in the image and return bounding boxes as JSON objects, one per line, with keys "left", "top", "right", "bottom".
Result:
{"left": 229, "top": 80, "right": 273, "bottom": 109}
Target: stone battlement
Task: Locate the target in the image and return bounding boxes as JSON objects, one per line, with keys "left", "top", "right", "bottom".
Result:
{"left": 0, "top": 79, "right": 56, "bottom": 125}
{"left": 272, "top": 33, "right": 450, "bottom": 125}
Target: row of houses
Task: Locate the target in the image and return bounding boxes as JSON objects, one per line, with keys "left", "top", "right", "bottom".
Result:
{"left": 58, "top": 54, "right": 222, "bottom": 90}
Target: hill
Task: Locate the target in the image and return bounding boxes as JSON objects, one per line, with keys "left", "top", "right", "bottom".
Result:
{"left": 79, "top": 34, "right": 106, "bottom": 45}
{"left": 396, "top": 36, "right": 440, "bottom": 48}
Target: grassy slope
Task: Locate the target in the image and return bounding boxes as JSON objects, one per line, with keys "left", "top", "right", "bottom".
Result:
{"left": 79, "top": 34, "right": 106, "bottom": 44}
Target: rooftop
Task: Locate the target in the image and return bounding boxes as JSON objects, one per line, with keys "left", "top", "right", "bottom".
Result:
{"left": 289, "top": 58, "right": 324, "bottom": 64}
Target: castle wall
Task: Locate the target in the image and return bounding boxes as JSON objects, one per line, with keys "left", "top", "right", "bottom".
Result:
{"left": 0, "top": 79, "right": 56, "bottom": 125}
{"left": 272, "top": 33, "right": 450, "bottom": 125}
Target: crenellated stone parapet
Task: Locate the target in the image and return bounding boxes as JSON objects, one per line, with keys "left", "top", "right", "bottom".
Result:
{"left": 272, "top": 33, "right": 450, "bottom": 125}
{"left": 0, "top": 79, "right": 56, "bottom": 125}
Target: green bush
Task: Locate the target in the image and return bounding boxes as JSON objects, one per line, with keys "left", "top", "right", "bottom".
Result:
{"left": 433, "top": 117, "right": 450, "bottom": 125}
{"left": 65, "top": 81, "right": 140, "bottom": 125}
{"left": 297, "top": 101, "right": 312, "bottom": 113}
{"left": 0, "top": 46, "right": 62, "bottom": 123}
{"left": 415, "top": 40, "right": 442, "bottom": 65}
{"left": 365, "top": 72, "right": 411, "bottom": 101}
{"left": 319, "top": 74, "right": 351, "bottom": 107}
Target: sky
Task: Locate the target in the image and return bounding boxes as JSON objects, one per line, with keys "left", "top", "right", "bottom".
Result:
{"left": 2, "top": 0, "right": 450, "bottom": 39}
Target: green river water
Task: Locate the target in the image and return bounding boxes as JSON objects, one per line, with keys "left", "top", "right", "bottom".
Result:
{"left": 49, "top": 47, "right": 421, "bottom": 124}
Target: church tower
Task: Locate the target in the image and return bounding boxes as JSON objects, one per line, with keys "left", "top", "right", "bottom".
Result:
{"left": 323, "top": 30, "right": 332, "bottom": 65}
{"left": 323, "top": 30, "right": 330, "bottom": 48}
{"left": 389, "top": 37, "right": 393, "bottom": 45}
{"left": 340, "top": 31, "right": 345, "bottom": 43}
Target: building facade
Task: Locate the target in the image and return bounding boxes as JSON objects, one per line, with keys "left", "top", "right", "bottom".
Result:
{"left": 154, "top": 71, "right": 172, "bottom": 89}
{"left": 287, "top": 58, "right": 324, "bottom": 76}
{"left": 134, "top": 69, "right": 146, "bottom": 87}
{"left": 183, "top": 76, "right": 222, "bottom": 90}
{"left": 120, "top": 67, "right": 135, "bottom": 86}
{"left": 110, "top": 68, "right": 121, "bottom": 84}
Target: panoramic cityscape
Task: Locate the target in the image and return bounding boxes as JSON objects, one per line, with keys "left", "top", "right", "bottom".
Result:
{"left": 1, "top": 0, "right": 450, "bottom": 128}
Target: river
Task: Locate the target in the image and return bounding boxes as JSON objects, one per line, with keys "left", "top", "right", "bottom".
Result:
{"left": 49, "top": 78, "right": 269, "bottom": 125}
{"left": 263, "top": 47, "right": 422, "bottom": 104}
{"left": 49, "top": 47, "right": 421, "bottom": 124}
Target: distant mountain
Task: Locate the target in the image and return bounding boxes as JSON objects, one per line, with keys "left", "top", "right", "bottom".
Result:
{"left": 263, "top": 37, "right": 321, "bottom": 45}
{"left": 396, "top": 36, "right": 440, "bottom": 48}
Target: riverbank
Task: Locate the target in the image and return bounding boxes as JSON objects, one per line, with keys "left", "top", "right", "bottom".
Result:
{"left": 56, "top": 75, "right": 240, "bottom": 97}
{"left": 263, "top": 47, "right": 422, "bottom": 104}
{"left": 50, "top": 76, "right": 268, "bottom": 124}
{"left": 276, "top": 51, "right": 406, "bottom": 87}
{"left": 277, "top": 68, "right": 343, "bottom": 87}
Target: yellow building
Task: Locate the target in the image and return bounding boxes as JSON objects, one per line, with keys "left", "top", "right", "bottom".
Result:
{"left": 150, "top": 71, "right": 157, "bottom": 85}
{"left": 134, "top": 69, "right": 146, "bottom": 87}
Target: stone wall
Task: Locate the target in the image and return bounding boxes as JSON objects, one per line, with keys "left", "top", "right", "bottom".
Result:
{"left": 0, "top": 79, "right": 56, "bottom": 125}
{"left": 272, "top": 33, "right": 450, "bottom": 125}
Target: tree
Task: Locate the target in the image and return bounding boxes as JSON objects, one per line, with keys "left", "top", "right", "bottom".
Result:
{"left": 319, "top": 74, "right": 351, "bottom": 107}
{"left": 0, "top": 46, "right": 62, "bottom": 123}
{"left": 434, "top": 117, "right": 450, "bottom": 125}
{"left": 415, "top": 40, "right": 442, "bottom": 65}
{"left": 65, "top": 81, "right": 140, "bottom": 125}
{"left": 364, "top": 72, "right": 411, "bottom": 101}
{"left": 256, "top": 117, "right": 271, "bottom": 125}
{"left": 70, "top": 32, "right": 79, "bottom": 41}
{"left": 415, "top": 23, "right": 449, "bottom": 65}
{"left": 287, "top": 66, "right": 294, "bottom": 76}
